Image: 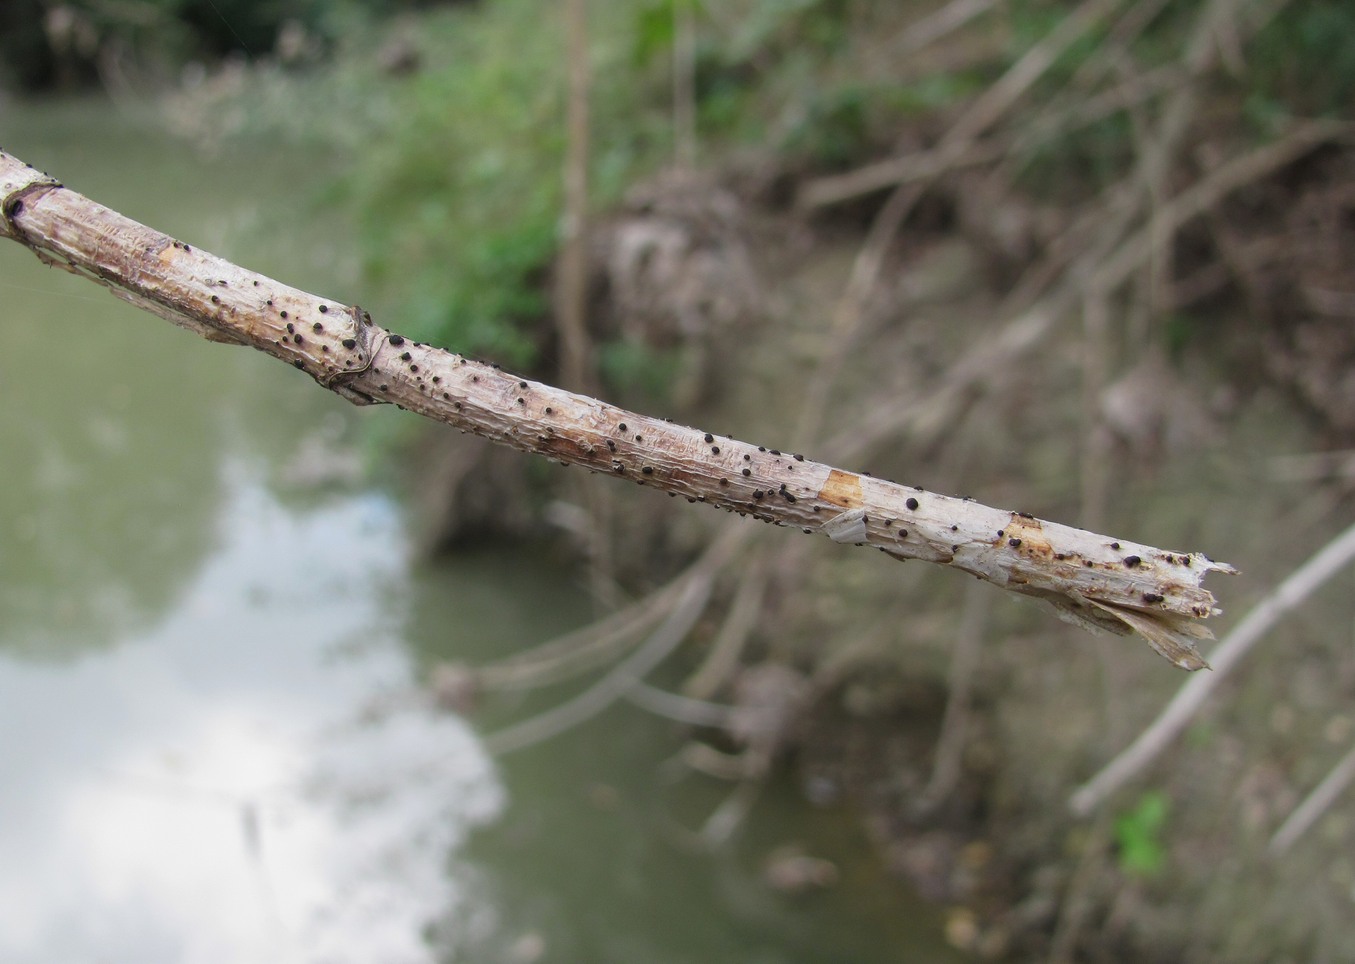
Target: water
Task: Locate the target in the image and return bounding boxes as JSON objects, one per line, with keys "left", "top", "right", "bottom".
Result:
{"left": 0, "top": 98, "right": 962, "bottom": 963}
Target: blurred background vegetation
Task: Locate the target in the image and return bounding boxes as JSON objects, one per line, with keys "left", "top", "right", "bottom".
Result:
{"left": 5, "top": 1, "right": 1355, "bottom": 961}
{"left": 6, "top": 0, "right": 1352, "bottom": 376}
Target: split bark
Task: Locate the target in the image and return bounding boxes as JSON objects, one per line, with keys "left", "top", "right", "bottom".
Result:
{"left": 0, "top": 148, "right": 1234, "bottom": 670}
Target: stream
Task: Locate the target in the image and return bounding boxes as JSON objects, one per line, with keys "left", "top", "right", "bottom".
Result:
{"left": 0, "top": 97, "right": 963, "bottom": 963}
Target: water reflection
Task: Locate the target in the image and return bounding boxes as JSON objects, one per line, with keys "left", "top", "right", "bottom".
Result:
{"left": 0, "top": 287, "right": 226, "bottom": 656}
{"left": 0, "top": 98, "right": 511, "bottom": 963}
{"left": 0, "top": 474, "right": 503, "bottom": 963}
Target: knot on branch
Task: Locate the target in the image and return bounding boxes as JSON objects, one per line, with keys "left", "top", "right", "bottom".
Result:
{"left": 317, "top": 305, "right": 386, "bottom": 405}
{"left": 0, "top": 155, "right": 62, "bottom": 242}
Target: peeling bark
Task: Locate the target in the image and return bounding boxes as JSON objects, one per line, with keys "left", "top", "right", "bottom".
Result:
{"left": 0, "top": 148, "right": 1235, "bottom": 669}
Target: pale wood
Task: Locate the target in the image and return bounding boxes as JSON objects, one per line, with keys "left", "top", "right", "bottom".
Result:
{"left": 0, "top": 149, "right": 1233, "bottom": 669}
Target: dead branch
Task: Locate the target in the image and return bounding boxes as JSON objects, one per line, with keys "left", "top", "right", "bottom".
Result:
{"left": 682, "top": 554, "right": 768, "bottom": 699}
{"left": 914, "top": 579, "right": 991, "bottom": 815}
{"left": 625, "top": 682, "right": 735, "bottom": 728}
{"left": 0, "top": 148, "right": 1232, "bottom": 669}
{"left": 796, "top": 139, "right": 1005, "bottom": 210}
{"left": 1269, "top": 741, "right": 1355, "bottom": 856}
{"left": 836, "top": 119, "right": 1355, "bottom": 471}
{"left": 791, "top": 0, "right": 1114, "bottom": 443}
{"left": 671, "top": 0, "right": 697, "bottom": 169}
{"left": 473, "top": 579, "right": 680, "bottom": 691}
{"left": 798, "top": 0, "right": 1120, "bottom": 211}
{"left": 483, "top": 568, "right": 714, "bottom": 754}
{"left": 558, "top": 0, "right": 592, "bottom": 392}
{"left": 889, "top": 0, "right": 1000, "bottom": 57}
{"left": 473, "top": 525, "right": 746, "bottom": 692}
{"left": 1090, "top": 119, "right": 1355, "bottom": 294}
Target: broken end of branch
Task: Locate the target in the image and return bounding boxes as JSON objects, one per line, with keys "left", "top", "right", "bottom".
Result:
{"left": 1029, "top": 554, "right": 1237, "bottom": 671}
{"left": 1086, "top": 599, "right": 1214, "bottom": 672}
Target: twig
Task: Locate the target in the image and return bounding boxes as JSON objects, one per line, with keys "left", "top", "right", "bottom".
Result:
{"left": 1269, "top": 741, "right": 1355, "bottom": 856}
{"left": 849, "top": 121, "right": 1355, "bottom": 473}
{"left": 1271, "top": 450, "right": 1355, "bottom": 485}
{"left": 796, "top": 139, "right": 1005, "bottom": 210}
{"left": 1047, "top": 812, "right": 1115, "bottom": 964}
{"left": 1079, "top": 287, "right": 1113, "bottom": 531}
{"left": 700, "top": 779, "right": 763, "bottom": 845}
{"left": 672, "top": 0, "right": 697, "bottom": 170}
{"left": 794, "top": 0, "right": 1119, "bottom": 447}
{"left": 913, "top": 579, "right": 991, "bottom": 815}
{"left": 798, "top": 0, "right": 1120, "bottom": 211}
{"left": 1070, "top": 520, "right": 1355, "bottom": 816}
{"left": 951, "top": 0, "right": 1123, "bottom": 147}
{"left": 682, "top": 554, "right": 767, "bottom": 700}
{"left": 0, "top": 149, "right": 1233, "bottom": 668}
{"left": 473, "top": 577, "right": 683, "bottom": 690}
{"left": 625, "top": 682, "right": 735, "bottom": 728}
{"left": 890, "top": 0, "right": 1000, "bottom": 57}
{"left": 1089, "top": 119, "right": 1355, "bottom": 294}
{"left": 475, "top": 524, "right": 746, "bottom": 693}
{"left": 1009, "top": 63, "right": 1184, "bottom": 161}
{"left": 558, "top": 0, "right": 592, "bottom": 393}
{"left": 482, "top": 569, "right": 715, "bottom": 754}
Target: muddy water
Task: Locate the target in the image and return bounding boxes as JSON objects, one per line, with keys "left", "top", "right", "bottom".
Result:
{"left": 0, "top": 98, "right": 963, "bottom": 963}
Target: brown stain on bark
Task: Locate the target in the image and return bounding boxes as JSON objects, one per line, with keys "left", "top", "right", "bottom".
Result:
{"left": 1004, "top": 513, "right": 1054, "bottom": 560}
{"left": 818, "top": 469, "right": 863, "bottom": 508}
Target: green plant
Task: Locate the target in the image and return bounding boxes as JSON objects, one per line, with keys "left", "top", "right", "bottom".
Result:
{"left": 598, "top": 340, "right": 687, "bottom": 403}
{"left": 1113, "top": 791, "right": 1170, "bottom": 876}
{"left": 345, "top": 0, "right": 680, "bottom": 370}
{"left": 1246, "top": 0, "right": 1355, "bottom": 120}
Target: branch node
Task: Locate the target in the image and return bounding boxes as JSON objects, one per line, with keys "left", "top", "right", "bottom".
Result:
{"left": 318, "top": 305, "right": 386, "bottom": 405}
{"left": 1, "top": 177, "right": 62, "bottom": 242}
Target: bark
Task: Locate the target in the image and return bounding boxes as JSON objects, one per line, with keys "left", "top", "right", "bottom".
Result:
{"left": 0, "top": 148, "right": 1234, "bottom": 670}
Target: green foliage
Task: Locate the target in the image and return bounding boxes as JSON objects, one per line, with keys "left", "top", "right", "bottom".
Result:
{"left": 630, "top": 0, "right": 960, "bottom": 161}
{"left": 342, "top": 0, "right": 676, "bottom": 369}
{"left": 329, "top": 0, "right": 987, "bottom": 371}
{"left": 781, "top": 84, "right": 873, "bottom": 167}
{"left": 1008, "top": 0, "right": 1355, "bottom": 196}
{"left": 1245, "top": 0, "right": 1355, "bottom": 122}
{"left": 1013, "top": 110, "right": 1136, "bottom": 200}
{"left": 722, "top": 0, "right": 853, "bottom": 61}
{"left": 1003, "top": 0, "right": 1108, "bottom": 81}
{"left": 1163, "top": 312, "right": 1199, "bottom": 361}
{"left": 1113, "top": 791, "right": 1170, "bottom": 877}
{"left": 598, "top": 341, "right": 686, "bottom": 404}
{"left": 156, "top": 0, "right": 1355, "bottom": 390}
{"left": 630, "top": 0, "right": 690, "bottom": 66}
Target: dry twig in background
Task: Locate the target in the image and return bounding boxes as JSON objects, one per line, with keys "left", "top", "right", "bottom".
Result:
{"left": 1269, "top": 741, "right": 1355, "bottom": 856}
{"left": 483, "top": 568, "right": 715, "bottom": 755}
{"left": 1070, "top": 521, "right": 1355, "bottom": 816}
